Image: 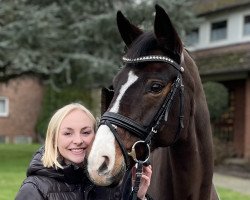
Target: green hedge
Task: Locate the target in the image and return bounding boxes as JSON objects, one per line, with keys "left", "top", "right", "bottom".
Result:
{"left": 36, "top": 85, "right": 99, "bottom": 138}
{"left": 203, "top": 81, "right": 229, "bottom": 122}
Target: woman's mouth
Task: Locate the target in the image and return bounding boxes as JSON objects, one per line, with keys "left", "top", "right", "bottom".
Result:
{"left": 69, "top": 148, "right": 85, "bottom": 154}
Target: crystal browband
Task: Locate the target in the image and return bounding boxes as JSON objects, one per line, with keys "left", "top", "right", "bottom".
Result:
{"left": 123, "top": 55, "right": 184, "bottom": 72}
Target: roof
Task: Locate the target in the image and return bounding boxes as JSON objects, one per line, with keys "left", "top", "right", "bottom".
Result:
{"left": 192, "top": 43, "right": 250, "bottom": 81}
{"left": 192, "top": 1, "right": 250, "bottom": 81}
{"left": 195, "top": 0, "right": 250, "bottom": 16}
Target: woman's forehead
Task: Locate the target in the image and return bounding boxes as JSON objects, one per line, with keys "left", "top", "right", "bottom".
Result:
{"left": 60, "top": 109, "right": 93, "bottom": 128}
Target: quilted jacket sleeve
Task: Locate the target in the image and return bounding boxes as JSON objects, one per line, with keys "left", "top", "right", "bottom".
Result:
{"left": 15, "top": 182, "right": 44, "bottom": 200}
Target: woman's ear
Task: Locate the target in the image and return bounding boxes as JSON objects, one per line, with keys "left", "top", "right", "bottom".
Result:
{"left": 117, "top": 11, "right": 143, "bottom": 47}
{"left": 154, "top": 4, "right": 183, "bottom": 63}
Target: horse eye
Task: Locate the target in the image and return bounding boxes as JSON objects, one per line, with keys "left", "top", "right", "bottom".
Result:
{"left": 150, "top": 83, "right": 164, "bottom": 93}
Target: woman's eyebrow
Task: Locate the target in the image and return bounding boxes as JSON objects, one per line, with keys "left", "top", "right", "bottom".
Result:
{"left": 60, "top": 126, "right": 92, "bottom": 131}
{"left": 60, "top": 127, "right": 73, "bottom": 131}
{"left": 81, "top": 126, "right": 92, "bottom": 130}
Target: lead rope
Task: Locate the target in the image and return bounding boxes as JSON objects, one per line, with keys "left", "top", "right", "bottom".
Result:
{"left": 132, "top": 161, "right": 144, "bottom": 200}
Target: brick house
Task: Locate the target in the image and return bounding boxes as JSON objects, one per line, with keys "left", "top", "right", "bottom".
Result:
{"left": 188, "top": 0, "right": 250, "bottom": 159}
{"left": 0, "top": 76, "right": 44, "bottom": 143}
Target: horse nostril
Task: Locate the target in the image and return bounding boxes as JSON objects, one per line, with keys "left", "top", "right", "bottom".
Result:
{"left": 98, "top": 156, "right": 110, "bottom": 175}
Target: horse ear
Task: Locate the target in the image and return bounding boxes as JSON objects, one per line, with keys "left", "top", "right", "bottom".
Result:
{"left": 101, "top": 86, "right": 114, "bottom": 115}
{"left": 154, "top": 4, "right": 183, "bottom": 63}
{"left": 117, "top": 11, "right": 143, "bottom": 47}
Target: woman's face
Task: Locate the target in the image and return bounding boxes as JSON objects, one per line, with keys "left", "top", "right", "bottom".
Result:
{"left": 57, "top": 109, "right": 95, "bottom": 165}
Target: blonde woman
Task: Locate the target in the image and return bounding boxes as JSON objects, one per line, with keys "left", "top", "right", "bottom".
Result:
{"left": 15, "top": 103, "right": 152, "bottom": 200}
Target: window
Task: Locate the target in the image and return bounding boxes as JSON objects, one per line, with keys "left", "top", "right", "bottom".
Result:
{"left": 0, "top": 97, "right": 9, "bottom": 117}
{"left": 210, "top": 20, "right": 227, "bottom": 41}
{"left": 243, "top": 15, "right": 250, "bottom": 36}
{"left": 186, "top": 28, "right": 199, "bottom": 46}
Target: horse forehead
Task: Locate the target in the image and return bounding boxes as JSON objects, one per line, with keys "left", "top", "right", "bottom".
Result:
{"left": 114, "top": 62, "right": 177, "bottom": 91}
{"left": 110, "top": 70, "right": 138, "bottom": 113}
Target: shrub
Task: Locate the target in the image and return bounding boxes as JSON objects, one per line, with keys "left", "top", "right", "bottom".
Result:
{"left": 36, "top": 85, "right": 99, "bottom": 138}
{"left": 203, "top": 81, "right": 229, "bottom": 122}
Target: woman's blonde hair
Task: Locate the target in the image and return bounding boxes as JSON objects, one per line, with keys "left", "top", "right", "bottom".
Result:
{"left": 42, "top": 103, "right": 96, "bottom": 169}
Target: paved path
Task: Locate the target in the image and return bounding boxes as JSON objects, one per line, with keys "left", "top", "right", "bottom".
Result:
{"left": 213, "top": 172, "right": 250, "bottom": 196}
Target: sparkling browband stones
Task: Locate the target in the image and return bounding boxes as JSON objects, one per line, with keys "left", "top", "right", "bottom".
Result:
{"left": 122, "top": 55, "right": 184, "bottom": 73}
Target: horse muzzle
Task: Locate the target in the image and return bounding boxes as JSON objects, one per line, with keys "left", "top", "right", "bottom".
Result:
{"left": 86, "top": 124, "right": 127, "bottom": 186}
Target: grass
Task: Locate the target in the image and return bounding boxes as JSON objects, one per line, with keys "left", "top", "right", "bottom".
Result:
{"left": 0, "top": 144, "right": 250, "bottom": 200}
{"left": 0, "top": 144, "right": 41, "bottom": 200}
{"left": 217, "top": 187, "right": 250, "bottom": 200}
{"left": 216, "top": 187, "right": 250, "bottom": 200}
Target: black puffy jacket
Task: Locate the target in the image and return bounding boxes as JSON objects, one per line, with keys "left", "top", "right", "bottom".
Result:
{"left": 15, "top": 147, "right": 132, "bottom": 200}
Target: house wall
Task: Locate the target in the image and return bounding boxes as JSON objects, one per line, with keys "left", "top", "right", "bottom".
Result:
{"left": 210, "top": 77, "right": 250, "bottom": 160}
{"left": 188, "top": 6, "right": 250, "bottom": 51}
{"left": 185, "top": 1, "right": 250, "bottom": 161}
{"left": 0, "top": 76, "right": 44, "bottom": 143}
{"left": 232, "top": 77, "right": 250, "bottom": 159}
{"left": 244, "top": 78, "right": 250, "bottom": 158}
{"left": 233, "top": 81, "right": 246, "bottom": 157}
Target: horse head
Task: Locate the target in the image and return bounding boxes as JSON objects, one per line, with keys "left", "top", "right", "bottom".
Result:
{"left": 87, "top": 6, "right": 215, "bottom": 200}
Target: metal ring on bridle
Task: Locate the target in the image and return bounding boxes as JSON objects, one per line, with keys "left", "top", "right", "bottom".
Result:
{"left": 128, "top": 140, "right": 150, "bottom": 163}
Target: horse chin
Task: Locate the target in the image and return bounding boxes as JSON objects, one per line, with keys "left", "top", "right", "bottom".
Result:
{"left": 87, "top": 161, "right": 126, "bottom": 187}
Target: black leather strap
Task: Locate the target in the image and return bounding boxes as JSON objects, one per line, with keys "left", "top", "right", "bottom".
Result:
{"left": 101, "top": 112, "right": 148, "bottom": 140}
{"left": 104, "top": 121, "right": 131, "bottom": 169}
{"left": 131, "top": 161, "right": 143, "bottom": 200}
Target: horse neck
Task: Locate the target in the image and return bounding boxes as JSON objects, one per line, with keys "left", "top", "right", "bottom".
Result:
{"left": 169, "top": 111, "right": 214, "bottom": 199}
{"left": 149, "top": 52, "right": 215, "bottom": 199}
{"left": 149, "top": 109, "right": 214, "bottom": 200}
{"left": 168, "top": 73, "right": 214, "bottom": 199}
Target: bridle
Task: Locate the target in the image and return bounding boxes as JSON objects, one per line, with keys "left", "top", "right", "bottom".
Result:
{"left": 100, "top": 55, "right": 184, "bottom": 199}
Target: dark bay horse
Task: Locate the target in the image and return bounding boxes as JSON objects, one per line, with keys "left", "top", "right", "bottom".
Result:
{"left": 87, "top": 5, "right": 219, "bottom": 200}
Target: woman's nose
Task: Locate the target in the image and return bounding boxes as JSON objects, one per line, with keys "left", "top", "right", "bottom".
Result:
{"left": 73, "top": 133, "right": 83, "bottom": 144}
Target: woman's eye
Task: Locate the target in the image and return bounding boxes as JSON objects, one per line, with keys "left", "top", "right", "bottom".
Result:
{"left": 64, "top": 132, "right": 72, "bottom": 136}
{"left": 81, "top": 130, "right": 92, "bottom": 135}
{"left": 150, "top": 83, "right": 164, "bottom": 93}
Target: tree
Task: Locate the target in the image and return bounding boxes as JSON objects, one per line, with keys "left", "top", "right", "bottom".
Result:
{"left": 0, "top": 0, "right": 197, "bottom": 88}
{"left": 0, "top": 0, "right": 199, "bottom": 136}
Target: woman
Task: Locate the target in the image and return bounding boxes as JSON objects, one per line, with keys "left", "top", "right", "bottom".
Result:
{"left": 15, "top": 103, "right": 152, "bottom": 200}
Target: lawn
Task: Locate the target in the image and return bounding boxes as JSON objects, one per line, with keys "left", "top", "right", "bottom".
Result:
{"left": 0, "top": 144, "right": 41, "bottom": 200}
{"left": 0, "top": 144, "right": 250, "bottom": 200}
{"left": 216, "top": 187, "right": 250, "bottom": 200}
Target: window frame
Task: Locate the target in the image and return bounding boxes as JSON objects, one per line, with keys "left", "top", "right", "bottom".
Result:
{"left": 0, "top": 96, "right": 9, "bottom": 117}
{"left": 186, "top": 28, "right": 199, "bottom": 47}
{"left": 243, "top": 15, "right": 250, "bottom": 36}
{"left": 210, "top": 20, "right": 228, "bottom": 42}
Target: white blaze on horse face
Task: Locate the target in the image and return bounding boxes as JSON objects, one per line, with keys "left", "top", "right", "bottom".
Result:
{"left": 110, "top": 70, "right": 138, "bottom": 113}
{"left": 87, "top": 70, "right": 138, "bottom": 185}
{"left": 87, "top": 125, "right": 116, "bottom": 180}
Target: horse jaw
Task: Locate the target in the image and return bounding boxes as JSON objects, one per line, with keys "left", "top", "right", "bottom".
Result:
{"left": 87, "top": 125, "right": 126, "bottom": 186}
